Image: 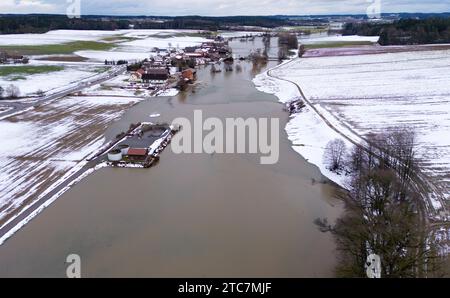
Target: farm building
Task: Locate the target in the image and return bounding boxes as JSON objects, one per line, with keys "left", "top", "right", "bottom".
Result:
{"left": 142, "top": 68, "right": 170, "bottom": 83}
{"left": 182, "top": 69, "right": 197, "bottom": 82}
{"left": 127, "top": 148, "right": 148, "bottom": 161}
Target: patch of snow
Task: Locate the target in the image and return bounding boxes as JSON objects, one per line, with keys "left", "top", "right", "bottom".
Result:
{"left": 155, "top": 88, "right": 179, "bottom": 97}
{"left": 121, "top": 35, "right": 208, "bottom": 51}
{"left": 0, "top": 64, "right": 104, "bottom": 96}
{"left": 301, "top": 35, "right": 380, "bottom": 44}
{"left": 75, "top": 50, "right": 153, "bottom": 62}
{"left": 0, "top": 30, "right": 118, "bottom": 46}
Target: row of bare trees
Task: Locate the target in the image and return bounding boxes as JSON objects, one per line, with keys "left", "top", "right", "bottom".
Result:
{"left": 318, "top": 129, "right": 444, "bottom": 277}
{"left": 278, "top": 32, "right": 299, "bottom": 61}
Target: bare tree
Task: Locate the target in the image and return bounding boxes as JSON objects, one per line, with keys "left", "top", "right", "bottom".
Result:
{"left": 5, "top": 84, "right": 20, "bottom": 98}
{"left": 278, "top": 32, "right": 299, "bottom": 49}
{"left": 278, "top": 47, "right": 288, "bottom": 61}
{"left": 316, "top": 129, "right": 444, "bottom": 278}
{"left": 298, "top": 44, "right": 306, "bottom": 57}
{"left": 324, "top": 139, "right": 347, "bottom": 172}
{"left": 0, "top": 86, "right": 4, "bottom": 99}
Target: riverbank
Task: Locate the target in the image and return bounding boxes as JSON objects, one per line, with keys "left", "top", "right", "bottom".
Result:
{"left": 254, "top": 45, "right": 450, "bottom": 220}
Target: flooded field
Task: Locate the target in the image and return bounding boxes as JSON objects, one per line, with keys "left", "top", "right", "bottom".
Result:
{"left": 0, "top": 95, "right": 141, "bottom": 226}
{"left": 0, "top": 37, "right": 343, "bottom": 277}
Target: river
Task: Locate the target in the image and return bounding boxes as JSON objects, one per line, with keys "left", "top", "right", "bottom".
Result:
{"left": 0, "top": 36, "right": 343, "bottom": 277}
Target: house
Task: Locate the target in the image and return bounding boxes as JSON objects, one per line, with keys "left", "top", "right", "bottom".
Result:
{"left": 129, "top": 68, "right": 145, "bottom": 82}
{"left": 130, "top": 72, "right": 141, "bottom": 82}
{"left": 182, "top": 69, "right": 197, "bottom": 82}
{"left": 184, "top": 47, "right": 198, "bottom": 53}
{"left": 142, "top": 68, "right": 170, "bottom": 83}
{"left": 127, "top": 148, "right": 148, "bottom": 161}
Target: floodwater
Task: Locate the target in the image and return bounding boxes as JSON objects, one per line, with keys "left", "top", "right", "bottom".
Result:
{"left": 0, "top": 37, "right": 343, "bottom": 277}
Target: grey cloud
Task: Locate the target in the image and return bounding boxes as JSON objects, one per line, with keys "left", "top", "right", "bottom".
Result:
{"left": 1, "top": 0, "right": 448, "bottom": 15}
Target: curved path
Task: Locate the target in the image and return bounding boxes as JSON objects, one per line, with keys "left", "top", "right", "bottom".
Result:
{"left": 267, "top": 57, "right": 447, "bottom": 227}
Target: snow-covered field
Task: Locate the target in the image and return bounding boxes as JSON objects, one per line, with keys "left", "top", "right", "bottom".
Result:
{"left": 300, "top": 34, "right": 380, "bottom": 44}
{"left": 254, "top": 49, "right": 450, "bottom": 210}
{"left": 120, "top": 35, "right": 208, "bottom": 51}
{"left": 1, "top": 29, "right": 211, "bottom": 65}
{"left": 0, "top": 64, "right": 106, "bottom": 96}
{"left": 75, "top": 50, "right": 152, "bottom": 62}
{"left": 0, "top": 30, "right": 118, "bottom": 45}
{"left": 218, "top": 31, "right": 263, "bottom": 38}
{"left": 0, "top": 29, "right": 205, "bottom": 46}
{"left": 0, "top": 95, "right": 142, "bottom": 227}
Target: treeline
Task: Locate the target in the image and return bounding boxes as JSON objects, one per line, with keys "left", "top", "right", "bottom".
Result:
{"left": 277, "top": 33, "right": 299, "bottom": 60}
{"left": 318, "top": 129, "right": 444, "bottom": 277}
{"left": 0, "top": 14, "right": 290, "bottom": 34}
{"left": 0, "top": 15, "right": 129, "bottom": 34}
{"left": 343, "top": 17, "right": 450, "bottom": 45}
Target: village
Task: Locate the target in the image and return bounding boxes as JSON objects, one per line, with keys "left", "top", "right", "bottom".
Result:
{"left": 93, "top": 36, "right": 236, "bottom": 169}
{"left": 103, "top": 122, "right": 181, "bottom": 168}
{"left": 118, "top": 36, "right": 233, "bottom": 94}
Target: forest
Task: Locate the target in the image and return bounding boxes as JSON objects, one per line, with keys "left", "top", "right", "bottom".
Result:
{"left": 343, "top": 17, "right": 450, "bottom": 45}
{"left": 0, "top": 14, "right": 289, "bottom": 34}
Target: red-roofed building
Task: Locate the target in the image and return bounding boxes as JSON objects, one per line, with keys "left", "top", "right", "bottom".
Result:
{"left": 127, "top": 148, "right": 148, "bottom": 157}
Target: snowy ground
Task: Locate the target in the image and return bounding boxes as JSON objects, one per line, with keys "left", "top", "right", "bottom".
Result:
{"left": 74, "top": 50, "right": 153, "bottom": 62}
{"left": 1, "top": 29, "right": 211, "bottom": 65}
{"left": 0, "top": 29, "right": 205, "bottom": 46}
{"left": 0, "top": 95, "right": 142, "bottom": 226}
{"left": 0, "top": 30, "right": 118, "bottom": 46}
{"left": 120, "top": 35, "right": 208, "bottom": 51}
{"left": 218, "top": 31, "right": 263, "bottom": 38}
{"left": 300, "top": 34, "right": 380, "bottom": 45}
{"left": 0, "top": 64, "right": 106, "bottom": 96}
{"left": 254, "top": 49, "right": 450, "bottom": 210}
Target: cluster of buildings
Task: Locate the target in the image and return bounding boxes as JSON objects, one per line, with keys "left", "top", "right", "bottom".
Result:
{"left": 0, "top": 51, "right": 29, "bottom": 64}
{"left": 128, "top": 38, "right": 232, "bottom": 88}
{"left": 106, "top": 123, "right": 180, "bottom": 168}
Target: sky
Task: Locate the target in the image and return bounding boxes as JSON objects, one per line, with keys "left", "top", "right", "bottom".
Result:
{"left": 0, "top": 0, "right": 449, "bottom": 16}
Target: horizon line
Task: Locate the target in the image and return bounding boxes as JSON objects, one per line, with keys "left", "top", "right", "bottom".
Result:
{"left": 0, "top": 12, "right": 449, "bottom": 18}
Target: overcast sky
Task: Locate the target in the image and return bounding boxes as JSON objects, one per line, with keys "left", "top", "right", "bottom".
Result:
{"left": 0, "top": 0, "right": 449, "bottom": 16}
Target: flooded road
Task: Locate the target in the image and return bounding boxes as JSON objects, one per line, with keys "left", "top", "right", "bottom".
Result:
{"left": 0, "top": 37, "right": 343, "bottom": 277}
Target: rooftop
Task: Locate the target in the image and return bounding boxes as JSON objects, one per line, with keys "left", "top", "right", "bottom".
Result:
{"left": 127, "top": 148, "right": 148, "bottom": 156}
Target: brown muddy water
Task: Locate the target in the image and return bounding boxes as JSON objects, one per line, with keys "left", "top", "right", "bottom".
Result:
{"left": 0, "top": 37, "right": 343, "bottom": 277}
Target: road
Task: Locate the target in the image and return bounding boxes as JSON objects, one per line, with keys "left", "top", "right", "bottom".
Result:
{"left": 0, "top": 65, "right": 126, "bottom": 120}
